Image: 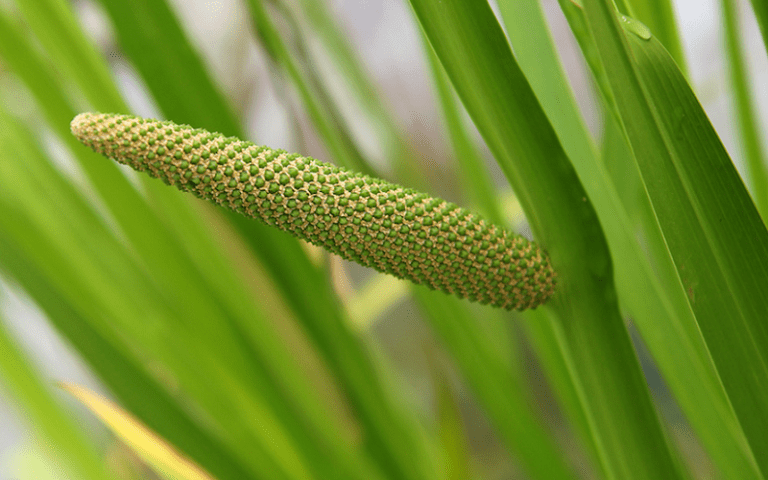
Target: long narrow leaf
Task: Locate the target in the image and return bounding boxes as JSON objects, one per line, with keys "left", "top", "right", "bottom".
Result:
{"left": 407, "top": 1, "right": 683, "bottom": 479}
{"left": 87, "top": 1, "right": 437, "bottom": 477}
{"left": 581, "top": 0, "right": 768, "bottom": 475}
{"left": 291, "top": 0, "right": 422, "bottom": 184}
{"left": 61, "top": 383, "right": 216, "bottom": 480}
{"left": 418, "top": 31, "right": 573, "bottom": 478}
{"left": 720, "top": 0, "right": 768, "bottom": 217}
{"left": 244, "top": 0, "right": 374, "bottom": 175}
{"left": 746, "top": 0, "right": 768, "bottom": 55}
{"left": 413, "top": 289, "right": 574, "bottom": 480}
{"left": 623, "top": 0, "right": 687, "bottom": 72}
{"left": 0, "top": 111, "right": 283, "bottom": 480}
{"left": 423, "top": 43, "right": 503, "bottom": 226}
{"left": 0, "top": 315, "right": 113, "bottom": 480}
{"left": 502, "top": 1, "right": 760, "bottom": 478}
{"left": 15, "top": 0, "right": 126, "bottom": 111}
{"left": 4, "top": 4, "right": 395, "bottom": 477}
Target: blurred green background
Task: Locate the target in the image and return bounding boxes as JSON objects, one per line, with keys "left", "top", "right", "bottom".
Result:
{"left": 1, "top": 0, "right": 767, "bottom": 479}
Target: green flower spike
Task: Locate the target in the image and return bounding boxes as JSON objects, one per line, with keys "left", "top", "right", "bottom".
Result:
{"left": 71, "top": 112, "right": 556, "bottom": 310}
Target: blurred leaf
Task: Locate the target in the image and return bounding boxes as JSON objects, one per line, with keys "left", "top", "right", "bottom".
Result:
{"left": 85, "top": 1, "right": 436, "bottom": 478}
{"left": 89, "top": 0, "right": 239, "bottom": 134}
{"left": 423, "top": 39, "right": 503, "bottom": 225}
{"left": 746, "top": 0, "right": 768, "bottom": 54}
{"left": 61, "top": 383, "right": 216, "bottom": 480}
{"left": 413, "top": 288, "right": 574, "bottom": 480}
{"left": 15, "top": 0, "right": 126, "bottom": 111}
{"left": 720, "top": 0, "right": 768, "bottom": 217}
{"left": 0, "top": 107, "right": 288, "bottom": 480}
{"left": 429, "top": 358, "right": 471, "bottom": 480}
{"left": 244, "top": 0, "right": 374, "bottom": 175}
{"left": 291, "top": 0, "right": 422, "bottom": 184}
{"left": 0, "top": 314, "right": 114, "bottom": 480}
{"left": 346, "top": 275, "right": 409, "bottom": 331}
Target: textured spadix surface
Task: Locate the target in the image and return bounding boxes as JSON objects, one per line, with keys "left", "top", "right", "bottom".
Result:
{"left": 71, "top": 112, "right": 555, "bottom": 310}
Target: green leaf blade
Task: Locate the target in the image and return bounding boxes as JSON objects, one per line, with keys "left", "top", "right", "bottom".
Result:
{"left": 581, "top": 0, "right": 768, "bottom": 474}
{"left": 88, "top": 1, "right": 439, "bottom": 476}
{"left": 406, "top": 1, "right": 684, "bottom": 479}
{"left": 414, "top": 290, "right": 575, "bottom": 480}
{"left": 746, "top": 0, "right": 768, "bottom": 56}
{"left": 504, "top": 1, "right": 760, "bottom": 478}
{"left": 623, "top": 0, "right": 687, "bottom": 72}
{"left": 0, "top": 313, "right": 114, "bottom": 480}
{"left": 93, "top": 0, "right": 241, "bottom": 135}
{"left": 15, "top": 0, "right": 127, "bottom": 112}
{"left": 720, "top": 0, "right": 768, "bottom": 218}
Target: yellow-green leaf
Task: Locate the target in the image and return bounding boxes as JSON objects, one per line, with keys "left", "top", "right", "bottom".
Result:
{"left": 60, "top": 383, "right": 217, "bottom": 480}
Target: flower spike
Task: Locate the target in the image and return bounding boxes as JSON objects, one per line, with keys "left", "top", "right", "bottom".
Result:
{"left": 71, "top": 113, "right": 555, "bottom": 310}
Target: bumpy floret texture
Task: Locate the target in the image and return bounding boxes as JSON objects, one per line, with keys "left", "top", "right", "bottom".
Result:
{"left": 71, "top": 112, "right": 556, "bottom": 310}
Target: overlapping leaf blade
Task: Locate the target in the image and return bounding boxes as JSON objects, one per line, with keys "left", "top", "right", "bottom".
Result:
{"left": 407, "top": 1, "right": 683, "bottom": 478}
{"left": 5, "top": 1, "right": 386, "bottom": 477}
{"left": 746, "top": 0, "right": 768, "bottom": 54}
{"left": 0, "top": 313, "right": 113, "bottom": 480}
{"left": 622, "top": 0, "right": 687, "bottom": 70}
{"left": 0, "top": 109, "right": 278, "bottom": 480}
{"left": 502, "top": 1, "right": 760, "bottom": 478}
{"left": 81, "top": 1, "right": 436, "bottom": 478}
{"left": 720, "top": 0, "right": 768, "bottom": 217}
{"left": 581, "top": 0, "right": 768, "bottom": 475}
